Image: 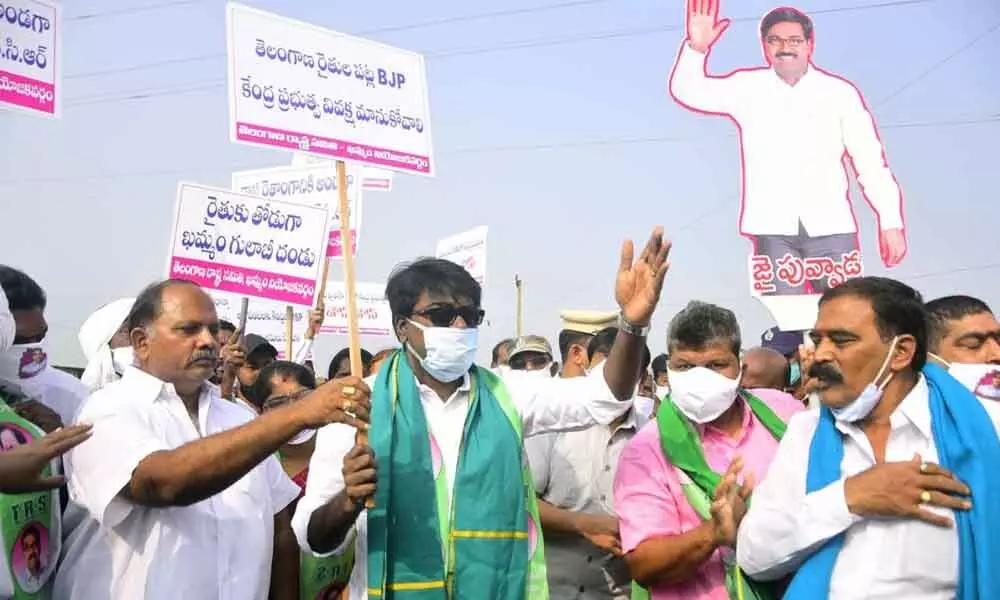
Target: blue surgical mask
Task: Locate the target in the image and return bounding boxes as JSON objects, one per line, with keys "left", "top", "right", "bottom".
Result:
{"left": 407, "top": 320, "right": 478, "bottom": 383}
{"left": 788, "top": 361, "right": 801, "bottom": 386}
{"left": 831, "top": 337, "right": 899, "bottom": 423}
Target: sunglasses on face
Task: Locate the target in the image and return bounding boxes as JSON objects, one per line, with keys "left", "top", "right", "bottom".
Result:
{"left": 262, "top": 388, "right": 312, "bottom": 411}
{"left": 411, "top": 305, "right": 485, "bottom": 328}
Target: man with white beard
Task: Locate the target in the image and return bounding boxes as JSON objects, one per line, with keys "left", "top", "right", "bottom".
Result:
{"left": 0, "top": 266, "right": 88, "bottom": 426}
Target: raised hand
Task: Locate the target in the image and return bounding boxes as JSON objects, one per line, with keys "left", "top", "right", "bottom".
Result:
{"left": 0, "top": 424, "right": 92, "bottom": 494}
{"left": 616, "top": 227, "right": 672, "bottom": 327}
{"left": 305, "top": 302, "right": 325, "bottom": 340}
{"left": 220, "top": 327, "right": 246, "bottom": 373}
{"left": 686, "top": 0, "right": 731, "bottom": 54}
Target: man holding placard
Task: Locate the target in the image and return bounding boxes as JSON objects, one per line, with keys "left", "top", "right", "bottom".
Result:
{"left": 292, "top": 227, "right": 672, "bottom": 599}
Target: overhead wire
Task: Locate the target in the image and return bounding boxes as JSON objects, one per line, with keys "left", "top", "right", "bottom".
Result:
{"left": 64, "top": 0, "right": 935, "bottom": 81}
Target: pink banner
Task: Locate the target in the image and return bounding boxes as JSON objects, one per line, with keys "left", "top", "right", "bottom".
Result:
{"left": 0, "top": 71, "right": 55, "bottom": 115}
{"left": 235, "top": 122, "right": 431, "bottom": 175}
{"left": 169, "top": 256, "right": 316, "bottom": 306}
{"left": 326, "top": 229, "right": 358, "bottom": 259}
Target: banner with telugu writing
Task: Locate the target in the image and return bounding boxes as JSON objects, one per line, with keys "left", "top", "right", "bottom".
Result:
{"left": 290, "top": 152, "right": 394, "bottom": 192}
{"left": 225, "top": 2, "right": 435, "bottom": 176}
{"left": 166, "top": 183, "right": 329, "bottom": 307}
{"left": 435, "top": 226, "right": 488, "bottom": 286}
{"left": 0, "top": 0, "right": 60, "bottom": 118}
{"left": 319, "top": 281, "right": 392, "bottom": 338}
{"left": 231, "top": 163, "right": 363, "bottom": 259}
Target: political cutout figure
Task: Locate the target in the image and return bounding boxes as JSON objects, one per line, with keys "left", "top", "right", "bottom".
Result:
{"left": 669, "top": 0, "right": 906, "bottom": 329}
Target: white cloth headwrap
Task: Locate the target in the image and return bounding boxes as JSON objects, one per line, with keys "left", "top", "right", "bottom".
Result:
{"left": 79, "top": 298, "right": 135, "bottom": 392}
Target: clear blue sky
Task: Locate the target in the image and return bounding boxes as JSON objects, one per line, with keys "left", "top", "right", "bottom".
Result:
{"left": 1, "top": 0, "right": 999, "bottom": 368}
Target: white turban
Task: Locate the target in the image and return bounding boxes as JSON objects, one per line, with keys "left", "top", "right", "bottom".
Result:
{"left": 79, "top": 298, "right": 135, "bottom": 392}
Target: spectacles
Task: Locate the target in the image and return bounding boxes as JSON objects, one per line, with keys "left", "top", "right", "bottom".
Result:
{"left": 411, "top": 305, "right": 485, "bottom": 328}
{"left": 766, "top": 35, "right": 806, "bottom": 48}
{"left": 262, "top": 388, "right": 312, "bottom": 411}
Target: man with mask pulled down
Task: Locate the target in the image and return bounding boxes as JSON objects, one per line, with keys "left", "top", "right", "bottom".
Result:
{"left": 0, "top": 267, "right": 89, "bottom": 427}
{"left": 292, "top": 227, "right": 672, "bottom": 599}
{"left": 924, "top": 295, "right": 1000, "bottom": 401}
{"left": 78, "top": 298, "right": 136, "bottom": 392}
{"left": 614, "top": 301, "right": 802, "bottom": 600}
{"left": 737, "top": 278, "right": 1000, "bottom": 598}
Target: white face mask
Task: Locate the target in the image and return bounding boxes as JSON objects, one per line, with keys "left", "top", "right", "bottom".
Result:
{"left": 656, "top": 384, "right": 671, "bottom": 399}
{"left": 407, "top": 320, "right": 478, "bottom": 383}
{"left": 0, "top": 342, "right": 48, "bottom": 380}
{"left": 287, "top": 428, "right": 316, "bottom": 445}
{"left": 928, "top": 354, "right": 1000, "bottom": 401}
{"left": 831, "top": 337, "right": 898, "bottom": 423}
{"left": 667, "top": 366, "right": 740, "bottom": 424}
{"left": 111, "top": 346, "right": 135, "bottom": 376}
{"left": 633, "top": 395, "right": 656, "bottom": 419}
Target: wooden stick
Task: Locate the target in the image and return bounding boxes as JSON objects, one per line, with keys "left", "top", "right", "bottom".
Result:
{"left": 318, "top": 255, "right": 331, "bottom": 301}
{"left": 237, "top": 297, "right": 249, "bottom": 343}
{"left": 284, "top": 305, "right": 294, "bottom": 360}
{"left": 335, "top": 160, "right": 372, "bottom": 509}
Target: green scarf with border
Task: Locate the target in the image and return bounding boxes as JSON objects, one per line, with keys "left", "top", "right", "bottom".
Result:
{"left": 366, "top": 352, "right": 548, "bottom": 599}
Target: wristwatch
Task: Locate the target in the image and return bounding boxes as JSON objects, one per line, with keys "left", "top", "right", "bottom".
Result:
{"left": 617, "top": 313, "right": 650, "bottom": 338}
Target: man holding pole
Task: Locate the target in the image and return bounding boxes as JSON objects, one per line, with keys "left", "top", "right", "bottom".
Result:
{"left": 291, "top": 227, "right": 672, "bottom": 599}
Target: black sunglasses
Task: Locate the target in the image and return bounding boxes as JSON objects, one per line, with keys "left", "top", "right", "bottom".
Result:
{"left": 411, "top": 305, "right": 485, "bottom": 328}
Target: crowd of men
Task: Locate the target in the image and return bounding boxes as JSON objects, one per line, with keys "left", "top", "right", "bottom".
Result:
{"left": 0, "top": 221, "right": 996, "bottom": 600}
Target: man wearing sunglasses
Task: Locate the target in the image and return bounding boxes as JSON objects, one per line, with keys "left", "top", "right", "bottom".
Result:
{"left": 292, "top": 227, "right": 672, "bottom": 600}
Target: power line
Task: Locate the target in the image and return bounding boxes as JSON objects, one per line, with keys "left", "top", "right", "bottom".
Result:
{"left": 1, "top": 114, "right": 994, "bottom": 186}
{"left": 64, "top": 0, "right": 933, "bottom": 80}
{"left": 68, "top": 0, "right": 201, "bottom": 22}
{"left": 64, "top": 0, "right": 614, "bottom": 80}
{"left": 877, "top": 20, "right": 1000, "bottom": 107}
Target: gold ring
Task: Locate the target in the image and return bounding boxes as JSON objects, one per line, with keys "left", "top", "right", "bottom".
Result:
{"left": 920, "top": 490, "right": 931, "bottom": 504}
{"left": 920, "top": 462, "right": 929, "bottom": 473}
{"left": 342, "top": 385, "right": 356, "bottom": 397}
{"left": 344, "top": 399, "right": 353, "bottom": 412}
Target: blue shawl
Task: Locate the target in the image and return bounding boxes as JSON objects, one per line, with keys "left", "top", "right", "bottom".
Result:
{"left": 784, "top": 363, "right": 1000, "bottom": 598}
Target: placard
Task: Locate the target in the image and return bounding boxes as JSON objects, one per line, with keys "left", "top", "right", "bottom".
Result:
{"left": 226, "top": 2, "right": 434, "bottom": 175}
{"left": 290, "top": 153, "right": 394, "bottom": 192}
{"left": 211, "top": 291, "right": 311, "bottom": 360}
{"left": 232, "top": 163, "right": 363, "bottom": 258}
{"left": 0, "top": 0, "right": 60, "bottom": 117}
{"left": 319, "top": 281, "right": 392, "bottom": 337}
{"left": 166, "top": 183, "right": 329, "bottom": 307}
{"left": 436, "top": 226, "right": 488, "bottom": 286}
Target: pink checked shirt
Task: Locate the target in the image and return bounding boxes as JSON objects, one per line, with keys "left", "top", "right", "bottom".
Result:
{"left": 613, "top": 389, "right": 804, "bottom": 600}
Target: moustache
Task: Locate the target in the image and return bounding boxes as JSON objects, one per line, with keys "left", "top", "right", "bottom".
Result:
{"left": 809, "top": 362, "right": 844, "bottom": 385}
{"left": 188, "top": 351, "right": 218, "bottom": 366}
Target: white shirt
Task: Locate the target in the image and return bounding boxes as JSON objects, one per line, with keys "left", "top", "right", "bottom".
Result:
{"left": 291, "top": 365, "right": 632, "bottom": 600}
{"left": 0, "top": 365, "right": 89, "bottom": 427}
{"left": 55, "top": 367, "right": 300, "bottom": 600}
{"left": 0, "top": 288, "right": 12, "bottom": 354}
{"left": 669, "top": 43, "right": 903, "bottom": 237}
{"left": 737, "top": 376, "right": 1000, "bottom": 598}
